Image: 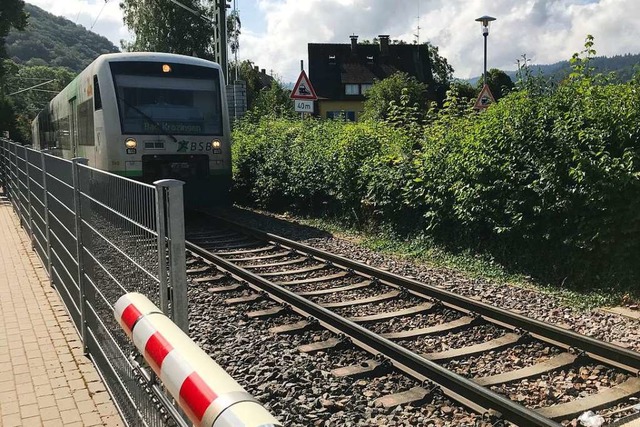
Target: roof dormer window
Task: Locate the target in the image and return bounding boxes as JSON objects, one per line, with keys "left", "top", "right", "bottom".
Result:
{"left": 345, "top": 84, "right": 359, "bottom": 95}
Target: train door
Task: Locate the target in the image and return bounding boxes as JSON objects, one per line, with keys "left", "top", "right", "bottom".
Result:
{"left": 69, "top": 97, "right": 78, "bottom": 157}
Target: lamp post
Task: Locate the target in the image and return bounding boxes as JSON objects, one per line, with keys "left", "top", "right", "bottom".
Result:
{"left": 475, "top": 15, "right": 496, "bottom": 87}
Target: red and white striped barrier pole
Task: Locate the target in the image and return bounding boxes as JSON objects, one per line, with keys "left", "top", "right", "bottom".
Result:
{"left": 114, "top": 293, "right": 281, "bottom": 427}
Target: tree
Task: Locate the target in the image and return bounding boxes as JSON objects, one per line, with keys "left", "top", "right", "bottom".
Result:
{"left": 247, "top": 80, "right": 295, "bottom": 121}
{"left": 0, "top": 95, "right": 19, "bottom": 139}
{"left": 449, "top": 79, "right": 477, "bottom": 102}
{"left": 477, "top": 68, "right": 514, "bottom": 101}
{"left": 120, "top": 0, "right": 216, "bottom": 58}
{"left": 0, "top": 0, "right": 27, "bottom": 76}
{"left": 1, "top": 0, "right": 28, "bottom": 137}
{"left": 362, "top": 72, "right": 428, "bottom": 122}
{"left": 4, "top": 62, "right": 75, "bottom": 140}
{"left": 6, "top": 4, "right": 119, "bottom": 73}
{"left": 228, "top": 59, "right": 271, "bottom": 109}
{"left": 425, "top": 41, "right": 453, "bottom": 85}
{"left": 227, "top": 8, "right": 240, "bottom": 58}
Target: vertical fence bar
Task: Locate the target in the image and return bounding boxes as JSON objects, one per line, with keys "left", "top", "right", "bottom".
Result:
{"left": 0, "top": 140, "right": 5, "bottom": 198}
{"left": 25, "top": 147, "right": 35, "bottom": 249}
{"left": 154, "top": 181, "right": 169, "bottom": 316}
{"left": 0, "top": 140, "right": 5, "bottom": 197}
{"left": 6, "top": 140, "right": 10, "bottom": 199}
{"left": 12, "top": 142, "right": 18, "bottom": 216}
{"left": 12, "top": 143, "right": 18, "bottom": 210}
{"left": 17, "top": 144, "right": 24, "bottom": 227}
{"left": 41, "top": 150, "right": 53, "bottom": 285}
{"left": 72, "top": 157, "right": 89, "bottom": 354}
{"left": 154, "top": 179, "right": 187, "bottom": 332}
{"left": 1, "top": 140, "right": 5, "bottom": 197}
{"left": 167, "top": 181, "right": 187, "bottom": 333}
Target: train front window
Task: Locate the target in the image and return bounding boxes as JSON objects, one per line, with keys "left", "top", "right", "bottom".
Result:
{"left": 110, "top": 61, "right": 223, "bottom": 136}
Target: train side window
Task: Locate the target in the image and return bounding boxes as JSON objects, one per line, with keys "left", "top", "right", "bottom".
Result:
{"left": 93, "top": 75, "right": 102, "bottom": 110}
{"left": 78, "top": 100, "right": 95, "bottom": 145}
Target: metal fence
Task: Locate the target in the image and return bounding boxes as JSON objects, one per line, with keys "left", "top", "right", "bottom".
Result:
{"left": 0, "top": 138, "right": 189, "bottom": 427}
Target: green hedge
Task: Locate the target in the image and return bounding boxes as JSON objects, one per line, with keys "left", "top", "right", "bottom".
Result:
{"left": 232, "top": 74, "right": 640, "bottom": 289}
{"left": 232, "top": 116, "right": 411, "bottom": 216}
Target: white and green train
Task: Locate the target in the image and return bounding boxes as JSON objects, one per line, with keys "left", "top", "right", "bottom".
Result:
{"left": 32, "top": 52, "right": 232, "bottom": 206}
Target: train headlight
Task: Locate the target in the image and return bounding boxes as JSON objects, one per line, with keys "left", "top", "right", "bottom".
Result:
{"left": 211, "top": 139, "right": 221, "bottom": 149}
{"left": 125, "top": 138, "right": 137, "bottom": 149}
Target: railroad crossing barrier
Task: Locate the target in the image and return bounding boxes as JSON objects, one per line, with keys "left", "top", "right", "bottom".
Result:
{"left": 0, "top": 138, "right": 190, "bottom": 426}
{"left": 115, "top": 293, "right": 282, "bottom": 427}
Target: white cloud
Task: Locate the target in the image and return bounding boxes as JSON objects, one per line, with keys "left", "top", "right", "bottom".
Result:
{"left": 239, "top": 0, "right": 640, "bottom": 82}
{"left": 27, "top": 0, "right": 640, "bottom": 83}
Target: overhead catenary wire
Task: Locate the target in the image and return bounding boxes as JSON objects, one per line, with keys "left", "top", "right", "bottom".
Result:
{"left": 8, "top": 80, "right": 56, "bottom": 96}
{"left": 168, "top": 0, "right": 214, "bottom": 23}
{"left": 13, "top": 77, "right": 57, "bottom": 81}
{"left": 90, "top": 0, "right": 110, "bottom": 30}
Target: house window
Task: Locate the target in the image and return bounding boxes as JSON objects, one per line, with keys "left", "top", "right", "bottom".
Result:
{"left": 327, "top": 111, "right": 356, "bottom": 121}
{"left": 361, "top": 84, "right": 373, "bottom": 94}
{"left": 345, "top": 84, "right": 359, "bottom": 95}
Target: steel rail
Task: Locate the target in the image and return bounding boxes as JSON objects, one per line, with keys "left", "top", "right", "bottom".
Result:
{"left": 186, "top": 240, "right": 559, "bottom": 427}
{"left": 210, "top": 215, "right": 640, "bottom": 371}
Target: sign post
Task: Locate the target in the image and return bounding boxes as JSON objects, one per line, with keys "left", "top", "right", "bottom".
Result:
{"left": 290, "top": 70, "right": 318, "bottom": 117}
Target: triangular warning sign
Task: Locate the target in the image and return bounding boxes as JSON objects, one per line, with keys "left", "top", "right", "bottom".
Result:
{"left": 474, "top": 84, "right": 496, "bottom": 109}
{"left": 290, "top": 70, "right": 318, "bottom": 100}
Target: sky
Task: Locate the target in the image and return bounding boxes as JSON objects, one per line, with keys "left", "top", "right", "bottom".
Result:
{"left": 26, "top": 0, "right": 640, "bottom": 83}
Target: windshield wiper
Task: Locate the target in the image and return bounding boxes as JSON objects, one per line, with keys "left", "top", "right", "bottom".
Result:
{"left": 115, "top": 93, "right": 178, "bottom": 142}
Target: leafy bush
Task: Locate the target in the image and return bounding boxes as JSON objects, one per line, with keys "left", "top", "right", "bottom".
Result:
{"left": 232, "top": 37, "right": 640, "bottom": 290}
{"left": 232, "top": 117, "right": 411, "bottom": 219}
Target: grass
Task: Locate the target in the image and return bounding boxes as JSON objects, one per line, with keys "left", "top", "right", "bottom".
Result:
{"left": 287, "top": 214, "right": 633, "bottom": 311}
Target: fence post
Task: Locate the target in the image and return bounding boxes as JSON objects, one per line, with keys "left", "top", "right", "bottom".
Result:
{"left": 12, "top": 142, "right": 19, "bottom": 217}
{"left": 155, "top": 182, "right": 169, "bottom": 316}
{"left": 154, "top": 179, "right": 187, "bottom": 333}
{"left": 24, "top": 146, "right": 35, "bottom": 249}
{"left": 12, "top": 143, "right": 18, "bottom": 210}
{"left": 0, "top": 139, "right": 6, "bottom": 198}
{"left": 41, "top": 150, "right": 53, "bottom": 285}
{"left": 0, "top": 139, "right": 5, "bottom": 197}
{"left": 72, "top": 157, "right": 89, "bottom": 354}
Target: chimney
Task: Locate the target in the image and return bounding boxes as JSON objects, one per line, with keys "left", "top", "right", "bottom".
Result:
{"left": 261, "top": 68, "right": 266, "bottom": 74}
{"left": 254, "top": 66, "right": 259, "bottom": 72}
{"left": 379, "top": 34, "right": 390, "bottom": 56}
{"left": 350, "top": 34, "right": 358, "bottom": 54}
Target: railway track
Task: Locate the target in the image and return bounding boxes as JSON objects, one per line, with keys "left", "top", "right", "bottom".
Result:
{"left": 184, "top": 212, "right": 640, "bottom": 426}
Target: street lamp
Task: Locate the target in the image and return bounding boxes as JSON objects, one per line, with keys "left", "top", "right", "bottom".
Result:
{"left": 475, "top": 15, "right": 496, "bottom": 87}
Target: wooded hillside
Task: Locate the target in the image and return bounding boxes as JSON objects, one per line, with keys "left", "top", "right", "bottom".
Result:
{"left": 6, "top": 3, "right": 119, "bottom": 72}
{"left": 503, "top": 53, "right": 640, "bottom": 83}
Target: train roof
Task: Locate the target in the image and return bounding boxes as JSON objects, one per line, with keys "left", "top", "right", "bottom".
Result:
{"left": 91, "top": 52, "right": 221, "bottom": 70}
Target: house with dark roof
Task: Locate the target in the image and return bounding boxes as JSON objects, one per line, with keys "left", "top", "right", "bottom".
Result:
{"left": 308, "top": 35, "right": 435, "bottom": 121}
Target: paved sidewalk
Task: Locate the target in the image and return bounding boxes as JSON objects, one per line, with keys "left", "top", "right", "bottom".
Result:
{"left": 0, "top": 199, "right": 124, "bottom": 426}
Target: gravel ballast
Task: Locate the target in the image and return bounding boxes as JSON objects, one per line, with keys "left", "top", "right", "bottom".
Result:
{"left": 209, "top": 207, "right": 640, "bottom": 353}
{"left": 191, "top": 207, "right": 640, "bottom": 425}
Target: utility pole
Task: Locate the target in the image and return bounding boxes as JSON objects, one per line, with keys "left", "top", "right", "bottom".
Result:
{"left": 169, "top": 0, "right": 229, "bottom": 81}
{"left": 214, "top": 0, "right": 230, "bottom": 82}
